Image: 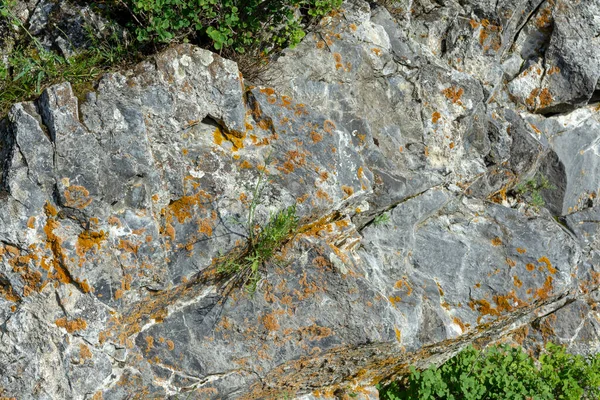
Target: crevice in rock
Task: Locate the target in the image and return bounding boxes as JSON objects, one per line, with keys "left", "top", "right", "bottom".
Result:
{"left": 506, "top": 0, "right": 548, "bottom": 56}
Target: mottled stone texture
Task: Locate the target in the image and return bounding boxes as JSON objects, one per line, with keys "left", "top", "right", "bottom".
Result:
{"left": 1, "top": 0, "right": 600, "bottom": 399}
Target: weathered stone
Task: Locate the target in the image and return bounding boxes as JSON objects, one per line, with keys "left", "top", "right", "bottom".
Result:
{"left": 1, "top": 0, "right": 600, "bottom": 398}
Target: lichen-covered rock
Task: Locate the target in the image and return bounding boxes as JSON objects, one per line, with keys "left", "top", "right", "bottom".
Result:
{"left": 1, "top": 0, "right": 600, "bottom": 399}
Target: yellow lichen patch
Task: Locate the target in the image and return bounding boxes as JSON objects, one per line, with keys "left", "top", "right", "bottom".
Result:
{"left": 278, "top": 150, "right": 307, "bottom": 174}
{"left": 536, "top": 6, "right": 553, "bottom": 29}
{"left": 164, "top": 191, "right": 211, "bottom": 225}
{"left": 372, "top": 48, "right": 382, "bottom": 56}
{"left": 442, "top": 86, "right": 464, "bottom": 104}
{"left": 491, "top": 237, "right": 502, "bottom": 246}
{"left": 213, "top": 127, "right": 224, "bottom": 145}
{"left": 260, "top": 87, "right": 275, "bottom": 96}
{"left": 341, "top": 185, "right": 354, "bottom": 197}
{"left": 55, "top": 317, "right": 87, "bottom": 333}
{"left": 537, "top": 256, "right": 556, "bottom": 274}
{"left": 333, "top": 53, "right": 343, "bottom": 70}
{"left": 388, "top": 295, "right": 402, "bottom": 307}
{"left": 197, "top": 218, "right": 213, "bottom": 237}
{"left": 239, "top": 160, "right": 253, "bottom": 169}
{"left": 80, "top": 343, "right": 93, "bottom": 359}
{"left": 394, "top": 326, "right": 402, "bottom": 342}
{"left": 118, "top": 239, "right": 139, "bottom": 255}
{"left": 296, "top": 324, "right": 333, "bottom": 341}
{"left": 76, "top": 230, "right": 107, "bottom": 257}
{"left": 261, "top": 312, "right": 280, "bottom": 332}
{"left": 534, "top": 276, "right": 554, "bottom": 300}
{"left": 316, "top": 189, "right": 332, "bottom": 202}
{"left": 92, "top": 391, "right": 103, "bottom": 400}
{"left": 394, "top": 279, "right": 413, "bottom": 296}
{"left": 310, "top": 131, "right": 323, "bottom": 143}
{"left": 145, "top": 335, "right": 154, "bottom": 353}
{"left": 453, "top": 317, "right": 468, "bottom": 333}
{"left": 432, "top": 111, "right": 441, "bottom": 123}
{"left": 512, "top": 325, "right": 529, "bottom": 345}
{"left": 323, "top": 120, "right": 336, "bottom": 134}
{"left": 538, "top": 88, "right": 553, "bottom": 108}
{"left": 526, "top": 88, "right": 540, "bottom": 108}
{"left": 64, "top": 185, "right": 93, "bottom": 209}
{"left": 513, "top": 275, "right": 523, "bottom": 288}
{"left": 526, "top": 263, "right": 536, "bottom": 271}
{"left": 547, "top": 66, "right": 560, "bottom": 75}
{"left": 516, "top": 247, "right": 526, "bottom": 254}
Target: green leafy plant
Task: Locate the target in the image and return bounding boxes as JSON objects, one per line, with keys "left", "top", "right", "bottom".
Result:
{"left": 515, "top": 173, "right": 556, "bottom": 209}
{"left": 217, "top": 157, "right": 299, "bottom": 293}
{"left": 373, "top": 212, "right": 391, "bottom": 226}
{"left": 379, "top": 343, "right": 600, "bottom": 400}
{"left": 126, "top": 0, "right": 342, "bottom": 54}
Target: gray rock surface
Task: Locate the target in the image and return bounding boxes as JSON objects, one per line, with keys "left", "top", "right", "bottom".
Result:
{"left": 1, "top": 0, "right": 600, "bottom": 398}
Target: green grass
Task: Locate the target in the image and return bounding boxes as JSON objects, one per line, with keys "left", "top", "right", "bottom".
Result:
{"left": 218, "top": 204, "right": 299, "bottom": 294}
{"left": 217, "top": 156, "right": 299, "bottom": 293}
{"left": 0, "top": 0, "right": 140, "bottom": 116}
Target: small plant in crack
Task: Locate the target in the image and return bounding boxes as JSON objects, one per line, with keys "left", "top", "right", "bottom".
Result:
{"left": 217, "top": 153, "right": 299, "bottom": 294}
{"left": 372, "top": 212, "right": 391, "bottom": 226}
{"left": 514, "top": 173, "right": 556, "bottom": 209}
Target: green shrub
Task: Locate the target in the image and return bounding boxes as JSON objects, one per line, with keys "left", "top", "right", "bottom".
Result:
{"left": 379, "top": 343, "right": 600, "bottom": 400}
{"left": 127, "top": 0, "right": 343, "bottom": 54}
{"left": 514, "top": 173, "right": 556, "bottom": 209}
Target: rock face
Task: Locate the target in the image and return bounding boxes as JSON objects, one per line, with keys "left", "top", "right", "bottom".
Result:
{"left": 1, "top": 0, "right": 600, "bottom": 398}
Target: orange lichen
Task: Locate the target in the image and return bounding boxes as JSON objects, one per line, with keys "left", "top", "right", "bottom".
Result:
{"left": 341, "top": 186, "right": 354, "bottom": 197}
{"left": 537, "top": 256, "right": 556, "bottom": 274}
{"left": 469, "top": 19, "right": 480, "bottom": 29}
{"left": 64, "top": 185, "right": 93, "bottom": 209}
{"left": 145, "top": 335, "right": 154, "bottom": 353}
{"left": 516, "top": 247, "right": 526, "bottom": 254}
{"left": 506, "top": 258, "right": 516, "bottom": 267}
{"left": 197, "top": 218, "right": 213, "bottom": 237}
{"left": 76, "top": 230, "right": 107, "bottom": 257}
{"left": 261, "top": 312, "right": 280, "bottom": 332}
{"left": 394, "top": 326, "right": 402, "bottom": 341}
{"left": 526, "top": 88, "right": 540, "bottom": 108}
{"left": 310, "top": 131, "right": 323, "bottom": 143}
{"left": 538, "top": 88, "right": 553, "bottom": 108}
{"left": 442, "top": 86, "right": 464, "bottom": 104}
{"left": 80, "top": 343, "right": 93, "bottom": 359}
{"left": 534, "top": 276, "right": 554, "bottom": 300}
{"left": 323, "top": 120, "right": 336, "bottom": 133}
{"left": 526, "top": 263, "right": 536, "bottom": 271}
{"left": 316, "top": 189, "right": 332, "bottom": 202}
{"left": 27, "top": 216, "right": 35, "bottom": 229}
{"left": 513, "top": 275, "right": 523, "bottom": 288}
{"left": 394, "top": 279, "right": 413, "bottom": 296}
{"left": 453, "top": 317, "right": 468, "bottom": 333}
{"left": 547, "top": 66, "right": 560, "bottom": 75}
{"left": 491, "top": 237, "right": 502, "bottom": 246}
{"left": 316, "top": 41, "right": 326, "bottom": 49}
{"left": 432, "top": 111, "right": 441, "bottom": 123}
{"left": 55, "top": 317, "right": 87, "bottom": 333}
